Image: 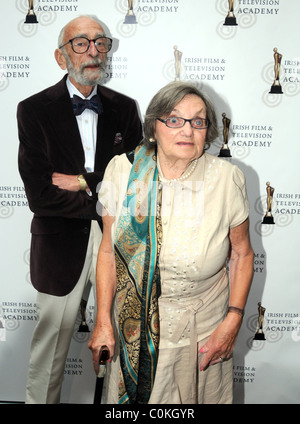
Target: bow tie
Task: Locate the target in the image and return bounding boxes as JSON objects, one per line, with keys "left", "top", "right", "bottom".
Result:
{"left": 71, "top": 94, "right": 103, "bottom": 116}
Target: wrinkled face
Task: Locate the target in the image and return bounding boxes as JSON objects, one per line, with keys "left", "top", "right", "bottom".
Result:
{"left": 58, "top": 17, "right": 108, "bottom": 89}
{"left": 154, "top": 94, "right": 207, "bottom": 164}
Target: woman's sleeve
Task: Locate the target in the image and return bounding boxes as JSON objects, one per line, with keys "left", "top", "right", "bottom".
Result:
{"left": 98, "top": 154, "right": 131, "bottom": 218}
{"left": 228, "top": 166, "right": 250, "bottom": 228}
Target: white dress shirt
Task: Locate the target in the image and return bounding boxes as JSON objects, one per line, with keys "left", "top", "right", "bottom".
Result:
{"left": 66, "top": 77, "right": 98, "bottom": 173}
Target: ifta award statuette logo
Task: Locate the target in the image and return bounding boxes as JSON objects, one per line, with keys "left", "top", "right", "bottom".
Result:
{"left": 173, "top": 46, "right": 182, "bottom": 81}
{"left": 269, "top": 48, "right": 283, "bottom": 94}
{"left": 78, "top": 299, "right": 90, "bottom": 333}
{"left": 253, "top": 302, "right": 266, "bottom": 341}
{"left": 262, "top": 181, "right": 275, "bottom": 224}
{"left": 124, "top": 0, "right": 137, "bottom": 24}
{"left": 24, "top": 0, "right": 38, "bottom": 24}
{"left": 224, "top": 0, "right": 238, "bottom": 26}
{"left": 218, "top": 113, "right": 232, "bottom": 158}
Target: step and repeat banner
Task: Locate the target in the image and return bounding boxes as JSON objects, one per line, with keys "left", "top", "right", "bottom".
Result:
{"left": 0, "top": 0, "right": 299, "bottom": 404}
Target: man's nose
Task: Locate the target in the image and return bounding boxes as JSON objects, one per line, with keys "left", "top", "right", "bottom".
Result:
{"left": 87, "top": 40, "right": 99, "bottom": 56}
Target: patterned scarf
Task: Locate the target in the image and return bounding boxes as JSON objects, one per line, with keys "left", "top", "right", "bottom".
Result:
{"left": 114, "top": 145, "right": 162, "bottom": 404}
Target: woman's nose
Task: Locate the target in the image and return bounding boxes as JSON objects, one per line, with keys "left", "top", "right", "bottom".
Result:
{"left": 181, "top": 120, "right": 193, "bottom": 135}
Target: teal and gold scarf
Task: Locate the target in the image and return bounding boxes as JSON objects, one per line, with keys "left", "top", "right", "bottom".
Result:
{"left": 114, "top": 145, "right": 162, "bottom": 404}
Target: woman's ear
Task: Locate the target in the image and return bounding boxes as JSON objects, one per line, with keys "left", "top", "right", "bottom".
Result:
{"left": 54, "top": 48, "right": 67, "bottom": 70}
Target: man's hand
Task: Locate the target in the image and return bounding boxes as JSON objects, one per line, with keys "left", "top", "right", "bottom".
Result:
{"left": 52, "top": 172, "right": 89, "bottom": 192}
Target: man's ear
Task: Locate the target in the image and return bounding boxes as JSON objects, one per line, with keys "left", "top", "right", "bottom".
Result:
{"left": 55, "top": 48, "right": 67, "bottom": 70}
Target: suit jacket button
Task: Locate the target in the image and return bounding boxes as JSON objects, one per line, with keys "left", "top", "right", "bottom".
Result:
{"left": 83, "top": 227, "right": 89, "bottom": 234}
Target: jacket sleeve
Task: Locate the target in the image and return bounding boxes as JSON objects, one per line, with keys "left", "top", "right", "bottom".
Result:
{"left": 17, "top": 99, "right": 100, "bottom": 221}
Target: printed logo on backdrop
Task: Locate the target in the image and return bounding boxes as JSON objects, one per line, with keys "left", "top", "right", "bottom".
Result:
{"left": 17, "top": 0, "right": 92, "bottom": 35}
{"left": 253, "top": 252, "right": 265, "bottom": 275}
{"left": 168, "top": 107, "right": 276, "bottom": 162}
{"left": 233, "top": 364, "right": 256, "bottom": 385}
{"left": 16, "top": 0, "right": 57, "bottom": 37}
{"left": 216, "top": 0, "right": 256, "bottom": 39}
{"left": 210, "top": 115, "right": 275, "bottom": 160}
{"left": 246, "top": 303, "right": 300, "bottom": 348}
{"left": 224, "top": 0, "right": 238, "bottom": 26}
{"left": 237, "top": 0, "right": 280, "bottom": 16}
{"left": 123, "top": 0, "right": 138, "bottom": 24}
{"left": 0, "top": 303, "right": 91, "bottom": 377}
{"left": 218, "top": 113, "right": 232, "bottom": 158}
{"left": 233, "top": 302, "right": 267, "bottom": 386}
{"left": 25, "top": 0, "right": 79, "bottom": 17}
{"left": 1, "top": 1, "right": 40, "bottom": 88}
{"left": 0, "top": 249, "right": 32, "bottom": 339}
{"left": 261, "top": 181, "right": 275, "bottom": 225}
{"left": 0, "top": 301, "right": 37, "bottom": 334}
{"left": 233, "top": 301, "right": 297, "bottom": 386}
{"left": 66, "top": 301, "right": 95, "bottom": 378}
{"left": 163, "top": 45, "right": 226, "bottom": 84}
{"left": 104, "top": 55, "right": 129, "bottom": 82}
{"left": 210, "top": 112, "right": 233, "bottom": 158}
{"left": 11, "top": 0, "right": 78, "bottom": 87}
{"left": 230, "top": 123, "right": 274, "bottom": 160}
{"left": 0, "top": 54, "right": 31, "bottom": 89}
{"left": 73, "top": 299, "right": 94, "bottom": 343}
{"left": 254, "top": 182, "right": 298, "bottom": 236}
{"left": 24, "top": 0, "right": 38, "bottom": 24}
{"left": 115, "top": 0, "right": 181, "bottom": 37}
{"left": 234, "top": 305, "right": 300, "bottom": 385}
{"left": 246, "top": 302, "right": 283, "bottom": 351}
{"left": 0, "top": 186, "right": 28, "bottom": 219}
{"left": 262, "top": 48, "right": 300, "bottom": 107}
{"left": 253, "top": 302, "right": 266, "bottom": 341}
{"left": 216, "top": 0, "right": 282, "bottom": 39}
{"left": 64, "top": 357, "right": 84, "bottom": 377}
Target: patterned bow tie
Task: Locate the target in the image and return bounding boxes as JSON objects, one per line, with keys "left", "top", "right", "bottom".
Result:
{"left": 71, "top": 94, "right": 103, "bottom": 116}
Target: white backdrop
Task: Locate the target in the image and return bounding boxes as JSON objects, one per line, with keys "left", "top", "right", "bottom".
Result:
{"left": 0, "top": 0, "right": 299, "bottom": 404}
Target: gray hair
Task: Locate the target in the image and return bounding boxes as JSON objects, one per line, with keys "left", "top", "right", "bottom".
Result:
{"left": 142, "top": 81, "right": 219, "bottom": 149}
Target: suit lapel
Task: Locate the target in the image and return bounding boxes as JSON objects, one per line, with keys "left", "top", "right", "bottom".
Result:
{"left": 94, "top": 87, "right": 115, "bottom": 169}
{"left": 43, "top": 77, "right": 121, "bottom": 172}
{"left": 45, "top": 77, "right": 86, "bottom": 170}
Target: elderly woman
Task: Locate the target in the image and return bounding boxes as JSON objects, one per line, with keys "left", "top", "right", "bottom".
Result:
{"left": 89, "top": 81, "right": 254, "bottom": 404}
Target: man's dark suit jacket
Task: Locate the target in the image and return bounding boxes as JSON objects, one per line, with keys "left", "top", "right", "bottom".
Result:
{"left": 17, "top": 75, "right": 142, "bottom": 296}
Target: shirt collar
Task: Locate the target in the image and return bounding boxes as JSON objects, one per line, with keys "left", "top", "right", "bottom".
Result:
{"left": 66, "top": 76, "right": 97, "bottom": 100}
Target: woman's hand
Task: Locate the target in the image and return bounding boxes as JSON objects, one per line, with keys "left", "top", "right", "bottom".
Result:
{"left": 88, "top": 211, "right": 117, "bottom": 375}
{"left": 198, "top": 313, "right": 242, "bottom": 371}
{"left": 198, "top": 218, "right": 254, "bottom": 370}
{"left": 88, "top": 323, "right": 115, "bottom": 375}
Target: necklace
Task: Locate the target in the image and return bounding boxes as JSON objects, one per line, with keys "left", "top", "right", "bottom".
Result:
{"left": 159, "top": 158, "right": 198, "bottom": 183}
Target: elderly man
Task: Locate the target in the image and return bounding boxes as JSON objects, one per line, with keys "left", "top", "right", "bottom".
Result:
{"left": 17, "top": 15, "right": 142, "bottom": 403}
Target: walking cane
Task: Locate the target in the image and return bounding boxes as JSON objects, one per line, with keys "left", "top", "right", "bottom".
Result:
{"left": 93, "top": 346, "right": 109, "bottom": 404}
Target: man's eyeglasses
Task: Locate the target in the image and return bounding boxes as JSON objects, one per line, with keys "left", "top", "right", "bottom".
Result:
{"left": 59, "top": 36, "right": 113, "bottom": 54}
{"left": 157, "top": 117, "right": 210, "bottom": 130}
